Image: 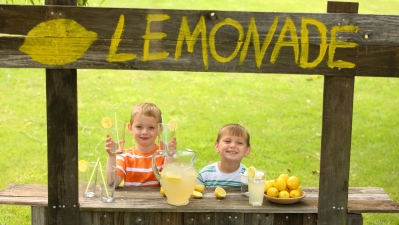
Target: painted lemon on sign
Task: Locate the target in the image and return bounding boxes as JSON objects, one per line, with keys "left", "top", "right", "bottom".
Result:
{"left": 19, "top": 19, "right": 98, "bottom": 65}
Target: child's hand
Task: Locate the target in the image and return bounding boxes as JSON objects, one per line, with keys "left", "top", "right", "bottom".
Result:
{"left": 105, "top": 134, "right": 118, "bottom": 155}
{"left": 169, "top": 136, "right": 177, "bottom": 150}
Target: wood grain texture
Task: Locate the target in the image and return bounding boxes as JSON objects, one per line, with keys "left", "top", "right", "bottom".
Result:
{"left": 0, "top": 5, "right": 399, "bottom": 76}
{"left": 1, "top": 185, "right": 398, "bottom": 213}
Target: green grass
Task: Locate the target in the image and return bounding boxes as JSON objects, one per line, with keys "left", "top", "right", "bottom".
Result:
{"left": 1, "top": 0, "right": 399, "bottom": 224}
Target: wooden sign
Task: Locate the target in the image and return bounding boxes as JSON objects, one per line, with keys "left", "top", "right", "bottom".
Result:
{"left": 1, "top": 4, "right": 399, "bottom": 76}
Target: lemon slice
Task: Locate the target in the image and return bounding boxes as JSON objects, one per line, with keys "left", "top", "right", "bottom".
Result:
{"left": 160, "top": 187, "right": 166, "bottom": 197}
{"left": 101, "top": 117, "right": 113, "bottom": 129}
{"left": 214, "top": 187, "right": 226, "bottom": 199}
{"left": 195, "top": 184, "right": 205, "bottom": 193}
{"left": 78, "top": 160, "right": 88, "bottom": 172}
{"left": 165, "top": 173, "right": 181, "bottom": 182}
{"left": 167, "top": 120, "right": 178, "bottom": 131}
{"left": 192, "top": 191, "right": 203, "bottom": 199}
{"left": 247, "top": 166, "right": 256, "bottom": 178}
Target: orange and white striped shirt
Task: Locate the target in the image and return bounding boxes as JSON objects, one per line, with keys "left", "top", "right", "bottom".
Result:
{"left": 116, "top": 145, "right": 164, "bottom": 187}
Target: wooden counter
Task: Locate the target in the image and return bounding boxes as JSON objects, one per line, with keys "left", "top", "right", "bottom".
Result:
{"left": 1, "top": 184, "right": 398, "bottom": 225}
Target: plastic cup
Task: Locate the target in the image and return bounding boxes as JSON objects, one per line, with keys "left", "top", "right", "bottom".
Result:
{"left": 109, "top": 120, "right": 126, "bottom": 154}
{"left": 79, "top": 162, "right": 98, "bottom": 198}
{"left": 240, "top": 172, "right": 249, "bottom": 197}
{"left": 248, "top": 171, "right": 266, "bottom": 206}
{"left": 98, "top": 166, "right": 117, "bottom": 202}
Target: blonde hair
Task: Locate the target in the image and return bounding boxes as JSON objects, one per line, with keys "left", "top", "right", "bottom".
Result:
{"left": 130, "top": 102, "right": 162, "bottom": 124}
{"left": 216, "top": 124, "right": 250, "bottom": 146}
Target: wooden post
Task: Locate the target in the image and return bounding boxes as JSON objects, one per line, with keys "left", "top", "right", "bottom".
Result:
{"left": 318, "top": 2, "right": 358, "bottom": 225}
{"left": 45, "top": 1, "right": 79, "bottom": 225}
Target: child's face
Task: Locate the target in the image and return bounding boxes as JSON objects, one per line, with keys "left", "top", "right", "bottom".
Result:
{"left": 128, "top": 114, "right": 159, "bottom": 149}
{"left": 214, "top": 134, "right": 250, "bottom": 163}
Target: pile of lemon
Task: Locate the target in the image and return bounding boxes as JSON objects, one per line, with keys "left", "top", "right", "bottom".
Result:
{"left": 160, "top": 184, "right": 227, "bottom": 199}
{"left": 264, "top": 174, "right": 302, "bottom": 198}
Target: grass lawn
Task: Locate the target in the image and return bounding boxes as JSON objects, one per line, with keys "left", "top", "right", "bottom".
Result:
{"left": 1, "top": 0, "right": 399, "bottom": 224}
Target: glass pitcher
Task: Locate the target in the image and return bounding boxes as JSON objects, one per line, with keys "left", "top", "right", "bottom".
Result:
{"left": 152, "top": 149, "right": 197, "bottom": 206}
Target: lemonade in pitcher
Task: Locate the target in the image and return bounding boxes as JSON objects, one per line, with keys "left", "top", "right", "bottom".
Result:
{"left": 161, "top": 162, "right": 197, "bottom": 206}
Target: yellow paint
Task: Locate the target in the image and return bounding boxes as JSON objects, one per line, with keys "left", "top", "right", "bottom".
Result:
{"left": 19, "top": 18, "right": 97, "bottom": 65}
{"left": 299, "top": 17, "right": 328, "bottom": 68}
{"left": 141, "top": 14, "right": 170, "bottom": 61}
{"left": 175, "top": 16, "right": 208, "bottom": 69}
{"left": 239, "top": 16, "right": 278, "bottom": 68}
{"left": 107, "top": 14, "right": 137, "bottom": 62}
{"left": 209, "top": 18, "right": 244, "bottom": 63}
{"left": 270, "top": 17, "right": 299, "bottom": 64}
{"left": 328, "top": 25, "right": 358, "bottom": 68}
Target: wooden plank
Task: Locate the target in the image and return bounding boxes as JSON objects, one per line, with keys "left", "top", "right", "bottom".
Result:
{"left": 155, "top": 212, "right": 184, "bottom": 225}
{"left": 1, "top": 5, "right": 399, "bottom": 76}
{"left": 2, "top": 185, "right": 397, "bottom": 214}
{"left": 318, "top": 3, "right": 357, "bottom": 225}
{"left": 46, "top": 68, "right": 79, "bottom": 224}
{"left": 32, "top": 206, "right": 47, "bottom": 225}
{"left": 273, "top": 213, "right": 303, "bottom": 225}
{"left": 244, "top": 213, "right": 273, "bottom": 225}
{"left": 347, "top": 213, "right": 363, "bottom": 225}
{"left": 215, "top": 212, "right": 244, "bottom": 225}
{"left": 302, "top": 213, "right": 318, "bottom": 225}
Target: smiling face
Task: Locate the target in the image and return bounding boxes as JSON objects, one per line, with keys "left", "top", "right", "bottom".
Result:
{"left": 214, "top": 134, "right": 250, "bottom": 163}
{"left": 128, "top": 114, "right": 159, "bottom": 153}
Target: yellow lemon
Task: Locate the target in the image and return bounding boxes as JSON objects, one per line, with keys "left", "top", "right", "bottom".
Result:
{"left": 101, "top": 117, "right": 113, "bottom": 129}
{"left": 160, "top": 187, "right": 166, "bottom": 197}
{"left": 278, "top": 174, "right": 290, "bottom": 182}
{"left": 264, "top": 180, "right": 273, "bottom": 193}
{"left": 266, "top": 187, "right": 279, "bottom": 197}
{"left": 287, "top": 176, "right": 300, "bottom": 190}
{"left": 78, "top": 160, "right": 88, "bottom": 172}
{"left": 19, "top": 19, "right": 98, "bottom": 65}
{"left": 247, "top": 166, "right": 256, "bottom": 178}
{"left": 214, "top": 187, "right": 226, "bottom": 199}
{"left": 192, "top": 191, "right": 203, "bottom": 199}
{"left": 289, "top": 189, "right": 301, "bottom": 198}
{"left": 195, "top": 184, "right": 205, "bottom": 193}
{"left": 296, "top": 186, "right": 302, "bottom": 193}
{"left": 167, "top": 120, "right": 178, "bottom": 131}
{"left": 278, "top": 190, "right": 290, "bottom": 198}
{"left": 273, "top": 178, "right": 287, "bottom": 191}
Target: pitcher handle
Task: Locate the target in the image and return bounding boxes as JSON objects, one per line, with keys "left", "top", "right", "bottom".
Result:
{"left": 152, "top": 150, "right": 165, "bottom": 182}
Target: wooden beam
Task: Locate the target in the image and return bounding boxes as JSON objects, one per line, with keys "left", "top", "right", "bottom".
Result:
{"left": 45, "top": 0, "right": 79, "bottom": 225}
{"left": 318, "top": 2, "right": 357, "bottom": 225}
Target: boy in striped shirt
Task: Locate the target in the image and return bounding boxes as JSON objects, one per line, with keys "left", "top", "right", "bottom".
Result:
{"left": 105, "top": 102, "right": 175, "bottom": 187}
{"left": 197, "top": 124, "right": 251, "bottom": 187}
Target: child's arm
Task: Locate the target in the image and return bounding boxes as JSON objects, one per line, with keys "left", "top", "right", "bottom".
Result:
{"left": 105, "top": 134, "right": 123, "bottom": 186}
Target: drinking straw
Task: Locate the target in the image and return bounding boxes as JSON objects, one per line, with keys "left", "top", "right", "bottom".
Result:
{"left": 85, "top": 157, "right": 100, "bottom": 193}
{"left": 98, "top": 162, "right": 109, "bottom": 196}
{"left": 114, "top": 112, "right": 120, "bottom": 150}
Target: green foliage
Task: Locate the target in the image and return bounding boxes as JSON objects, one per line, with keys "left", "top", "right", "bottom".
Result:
{"left": 1, "top": 0, "right": 399, "bottom": 224}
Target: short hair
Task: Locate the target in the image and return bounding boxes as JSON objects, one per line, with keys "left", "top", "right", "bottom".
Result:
{"left": 130, "top": 102, "right": 162, "bottom": 124}
{"left": 216, "top": 124, "right": 250, "bottom": 146}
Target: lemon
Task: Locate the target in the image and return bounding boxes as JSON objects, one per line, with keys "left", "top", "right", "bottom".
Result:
{"left": 278, "top": 190, "right": 290, "bottom": 198}
{"left": 273, "top": 178, "right": 287, "bottom": 191}
{"left": 247, "top": 166, "right": 256, "bottom": 178}
{"left": 160, "top": 187, "right": 166, "bottom": 197}
{"left": 195, "top": 184, "right": 205, "bottom": 193}
{"left": 214, "top": 187, "right": 226, "bottom": 199}
{"left": 266, "top": 187, "right": 279, "bottom": 197}
{"left": 101, "top": 117, "right": 113, "bottom": 129}
{"left": 19, "top": 19, "right": 98, "bottom": 65}
{"left": 289, "top": 189, "right": 301, "bottom": 198}
{"left": 296, "top": 186, "right": 302, "bottom": 193}
{"left": 78, "top": 160, "right": 88, "bottom": 172}
{"left": 192, "top": 191, "right": 203, "bottom": 199}
{"left": 264, "top": 180, "right": 273, "bottom": 193}
{"left": 167, "top": 120, "right": 178, "bottom": 131}
{"left": 287, "top": 176, "right": 300, "bottom": 190}
{"left": 278, "top": 174, "right": 290, "bottom": 182}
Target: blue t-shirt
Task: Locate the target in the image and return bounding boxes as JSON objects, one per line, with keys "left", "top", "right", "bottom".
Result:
{"left": 197, "top": 162, "right": 246, "bottom": 187}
